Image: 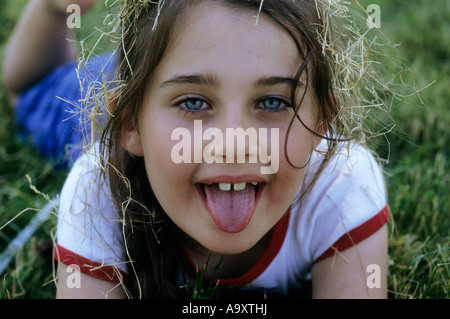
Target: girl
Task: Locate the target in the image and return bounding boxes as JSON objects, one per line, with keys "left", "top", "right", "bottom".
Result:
{"left": 7, "top": 0, "right": 392, "bottom": 298}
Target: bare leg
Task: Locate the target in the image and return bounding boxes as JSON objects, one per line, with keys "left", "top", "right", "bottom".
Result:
{"left": 2, "top": 0, "right": 97, "bottom": 104}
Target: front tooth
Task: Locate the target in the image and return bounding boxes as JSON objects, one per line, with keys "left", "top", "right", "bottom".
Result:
{"left": 218, "top": 183, "right": 232, "bottom": 191}
{"left": 233, "top": 182, "right": 247, "bottom": 191}
{"left": 251, "top": 182, "right": 258, "bottom": 186}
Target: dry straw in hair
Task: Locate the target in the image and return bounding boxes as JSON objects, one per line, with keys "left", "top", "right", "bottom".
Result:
{"left": 72, "top": 0, "right": 410, "bottom": 162}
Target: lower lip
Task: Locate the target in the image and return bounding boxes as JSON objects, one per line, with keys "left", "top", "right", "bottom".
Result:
{"left": 195, "top": 183, "right": 266, "bottom": 232}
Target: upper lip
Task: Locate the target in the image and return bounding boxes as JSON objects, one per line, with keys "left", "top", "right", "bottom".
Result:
{"left": 197, "top": 174, "right": 268, "bottom": 185}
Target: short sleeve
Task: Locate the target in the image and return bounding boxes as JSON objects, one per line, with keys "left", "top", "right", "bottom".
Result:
{"left": 54, "top": 146, "right": 127, "bottom": 282}
{"left": 294, "top": 141, "right": 390, "bottom": 264}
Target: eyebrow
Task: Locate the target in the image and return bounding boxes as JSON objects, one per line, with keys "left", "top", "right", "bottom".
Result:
{"left": 160, "top": 73, "right": 219, "bottom": 88}
{"left": 255, "top": 76, "right": 303, "bottom": 88}
{"left": 160, "top": 73, "right": 302, "bottom": 89}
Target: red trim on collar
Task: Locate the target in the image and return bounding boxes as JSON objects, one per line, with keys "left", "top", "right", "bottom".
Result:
{"left": 183, "top": 211, "right": 291, "bottom": 286}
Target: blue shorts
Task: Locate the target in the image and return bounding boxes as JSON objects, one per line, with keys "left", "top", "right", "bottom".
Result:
{"left": 15, "top": 52, "right": 115, "bottom": 168}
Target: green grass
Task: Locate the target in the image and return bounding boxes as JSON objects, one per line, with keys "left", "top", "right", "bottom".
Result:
{"left": 359, "top": 0, "right": 450, "bottom": 298}
{"left": 0, "top": 0, "right": 448, "bottom": 299}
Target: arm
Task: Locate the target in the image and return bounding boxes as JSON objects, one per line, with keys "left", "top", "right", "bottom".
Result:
{"left": 311, "top": 225, "right": 388, "bottom": 299}
{"left": 56, "top": 263, "right": 127, "bottom": 299}
{"left": 2, "top": 0, "right": 97, "bottom": 101}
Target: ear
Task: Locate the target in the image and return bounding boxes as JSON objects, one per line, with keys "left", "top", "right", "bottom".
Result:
{"left": 313, "top": 121, "right": 326, "bottom": 149}
{"left": 108, "top": 93, "right": 144, "bottom": 157}
{"left": 313, "top": 93, "right": 337, "bottom": 148}
{"left": 106, "top": 88, "right": 118, "bottom": 113}
{"left": 122, "top": 120, "right": 144, "bottom": 157}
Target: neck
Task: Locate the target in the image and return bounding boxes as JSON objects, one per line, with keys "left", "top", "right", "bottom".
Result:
{"left": 181, "top": 230, "right": 273, "bottom": 280}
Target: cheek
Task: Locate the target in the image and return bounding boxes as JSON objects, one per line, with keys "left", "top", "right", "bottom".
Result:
{"left": 139, "top": 117, "right": 204, "bottom": 228}
{"left": 282, "top": 100, "right": 319, "bottom": 169}
{"left": 280, "top": 120, "right": 315, "bottom": 170}
{"left": 139, "top": 108, "right": 182, "bottom": 169}
{"left": 260, "top": 121, "right": 313, "bottom": 213}
{"left": 140, "top": 118, "right": 186, "bottom": 196}
{"left": 143, "top": 146, "right": 199, "bottom": 233}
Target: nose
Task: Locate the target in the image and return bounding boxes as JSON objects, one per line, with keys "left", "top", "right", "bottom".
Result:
{"left": 210, "top": 101, "right": 257, "bottom": 164}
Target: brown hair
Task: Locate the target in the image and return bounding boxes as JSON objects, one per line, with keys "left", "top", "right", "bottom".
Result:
{"left": 101, "top": 0, "right": 354, "bottom": 298}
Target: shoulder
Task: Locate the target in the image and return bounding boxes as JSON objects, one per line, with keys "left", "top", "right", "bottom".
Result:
{"left": 315, "top": 140, "right": 386, "bottom": 205}
{"left": 290, "top": 140, "right": 390, "bottom": 264}
{"left": 303, "top": 139, "right": 387, "bottom": 213}
{"left": 56, "top": 144, "right": 125, "bottom": 272}
{"left": 58, "top": 144, "right": 110, "bottom": 218}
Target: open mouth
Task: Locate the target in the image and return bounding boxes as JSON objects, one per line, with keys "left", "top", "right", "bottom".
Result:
{"left": 195, "top": 181, "right": 266, "bottom": 233}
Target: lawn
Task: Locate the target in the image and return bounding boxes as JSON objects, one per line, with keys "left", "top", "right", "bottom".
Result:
{"left": 0, "top": 0, "right": 448, "bottom": 299}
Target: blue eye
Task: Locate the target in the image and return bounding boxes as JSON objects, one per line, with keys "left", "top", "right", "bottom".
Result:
{"left": 262, "top": 98, "right": 282, "bottom": 110}
{"left": 183, "top": 98, "right": 205, "bottom": 111}
{"left": 258, "top": 97, "right": 290, "bottom": 112}
{"left": 174, "top": 97, "right": 211, "bottom": 114}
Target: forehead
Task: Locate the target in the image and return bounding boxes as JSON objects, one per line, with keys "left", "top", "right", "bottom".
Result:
{"left": 151, "top": 2, "right": 301, "bottom": 82}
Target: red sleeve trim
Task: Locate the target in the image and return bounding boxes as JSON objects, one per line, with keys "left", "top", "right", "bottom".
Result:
{"left": 53, "top": 244, "right": 127, "bottom": 284}
{"left": 315, "top": 205, "right": 390, "bottom": 263}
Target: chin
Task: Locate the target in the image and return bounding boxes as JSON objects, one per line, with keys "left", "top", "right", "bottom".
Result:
{"left": 206, "top": 244, "right": 253, "bottom": 256}
{"left": 199, "top": 225, "right": 264, "bottom": 255}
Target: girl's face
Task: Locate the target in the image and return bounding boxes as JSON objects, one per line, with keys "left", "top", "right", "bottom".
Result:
{"left": 125, "top": 2, "right": 321, "bottom": 254}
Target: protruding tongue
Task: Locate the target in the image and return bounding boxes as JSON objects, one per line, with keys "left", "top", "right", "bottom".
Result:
{"left": 204, "top": 183, "right": 256, "bottom": 233}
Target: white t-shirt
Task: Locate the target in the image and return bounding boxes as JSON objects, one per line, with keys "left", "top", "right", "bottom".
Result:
{"left": 55, "top": 140, "right": 390, "bottom": 296}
